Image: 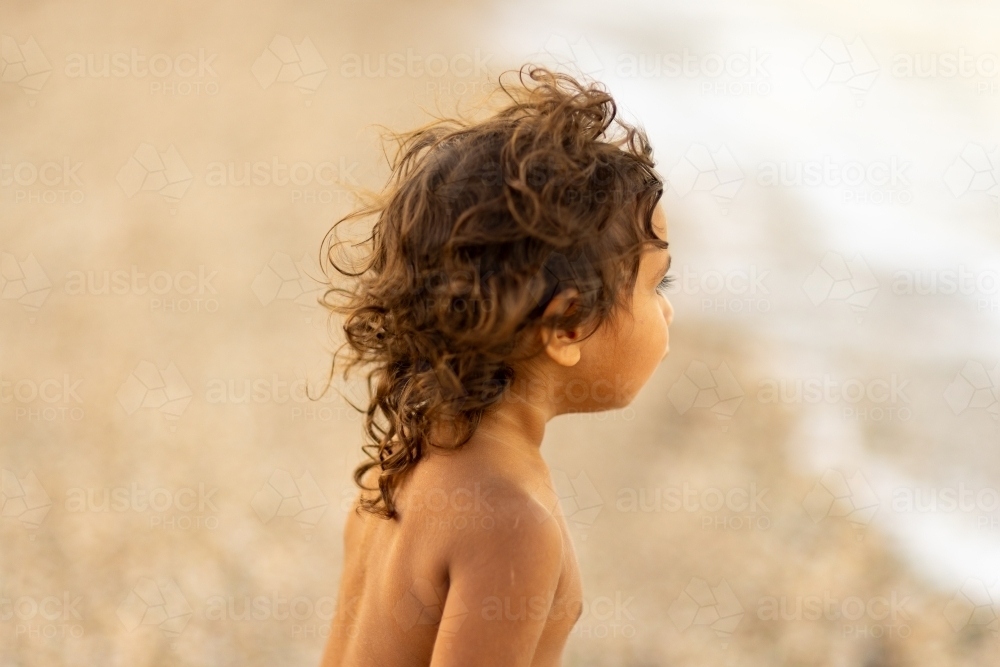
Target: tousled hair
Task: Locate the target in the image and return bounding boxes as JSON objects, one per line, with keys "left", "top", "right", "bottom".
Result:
{"left": 321, "top": 65, "right": 665, "bottom": 518}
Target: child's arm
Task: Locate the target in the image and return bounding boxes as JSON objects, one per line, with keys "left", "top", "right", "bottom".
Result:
{"left": 429, "top": 493, "right": 564, "bottom": 666}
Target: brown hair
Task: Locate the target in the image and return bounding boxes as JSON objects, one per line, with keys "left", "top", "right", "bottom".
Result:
{"left": 321, "top": 65, "right": 665, "bottom": 518}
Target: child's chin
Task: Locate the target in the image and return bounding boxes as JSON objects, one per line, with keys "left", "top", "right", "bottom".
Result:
{"left": 598, "top": 396, "right": 634, "bottom": 413}
{"left": 562, "top": 403, "right": 628, "bottom": 417}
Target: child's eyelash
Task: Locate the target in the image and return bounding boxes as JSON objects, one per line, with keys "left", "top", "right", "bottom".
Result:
{"left": 656, "top": 274, "right": 675, "bottom": 294}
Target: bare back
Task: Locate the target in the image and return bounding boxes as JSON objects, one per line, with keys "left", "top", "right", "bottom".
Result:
{"left": 320, "top": 442, "right": 583, "bottom": 667}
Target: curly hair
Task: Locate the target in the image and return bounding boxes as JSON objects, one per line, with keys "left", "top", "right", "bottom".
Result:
{"left": 321, "top": 65, "right": 666, "bottom": 518}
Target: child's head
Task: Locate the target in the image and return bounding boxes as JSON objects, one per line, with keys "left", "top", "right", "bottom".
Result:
{"left": 323, "top": 65, "right": 673, "bottom": 517}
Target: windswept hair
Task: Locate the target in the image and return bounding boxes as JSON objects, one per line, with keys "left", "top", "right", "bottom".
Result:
{"left": 321, "top": 65, "right": 665, "bottom": 518}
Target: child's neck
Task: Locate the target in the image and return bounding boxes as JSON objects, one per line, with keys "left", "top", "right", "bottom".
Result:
{"left": 426, "top": 388, "right": 553, "bottom": 474}
{"left": 477, "top": 398, "right": 549, "bottom": 452}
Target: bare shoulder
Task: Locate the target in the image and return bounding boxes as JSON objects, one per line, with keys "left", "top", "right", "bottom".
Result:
{"left": 342, "top": 464, "right": 382, "bottom": 545}
{"left": 404, "top": 452, "right": 566, "bottom": 570}
{"left": 412, "top": 456, "right": 569, "bottom": 665}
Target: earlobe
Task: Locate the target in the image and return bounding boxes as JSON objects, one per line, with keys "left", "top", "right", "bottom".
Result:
{"left": 544, "top": 330, "right": 582, "bottom": 366}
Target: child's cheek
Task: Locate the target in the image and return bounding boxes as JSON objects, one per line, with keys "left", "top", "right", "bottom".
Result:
{"left": 646, "top": 298, "right": 669, "bottom": 359}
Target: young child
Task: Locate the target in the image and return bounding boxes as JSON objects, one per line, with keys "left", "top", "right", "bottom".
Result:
{"left": 319, "top": 65, "right": 674, "bottom": 666}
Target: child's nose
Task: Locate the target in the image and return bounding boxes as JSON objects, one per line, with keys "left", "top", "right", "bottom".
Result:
{"left": 662, "top": 296, "right": 674, "bottom": 326}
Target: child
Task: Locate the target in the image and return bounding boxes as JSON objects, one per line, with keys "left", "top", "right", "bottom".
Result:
{"left": 320, "top": 65, "right": 674, "bottom": 666}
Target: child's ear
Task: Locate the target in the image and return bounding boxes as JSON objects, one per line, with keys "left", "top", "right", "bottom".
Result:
{"left": 540, "top": 288, "right": 583, "bottom": 367}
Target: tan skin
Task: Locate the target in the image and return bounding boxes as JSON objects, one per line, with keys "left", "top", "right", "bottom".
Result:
{"left": 321, "top": 206, "right": 674, "bottom": 667}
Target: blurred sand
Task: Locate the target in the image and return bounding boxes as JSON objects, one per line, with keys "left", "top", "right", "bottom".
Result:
{"left": 3, "top": 0, "right": 1000, "bottom": 665}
